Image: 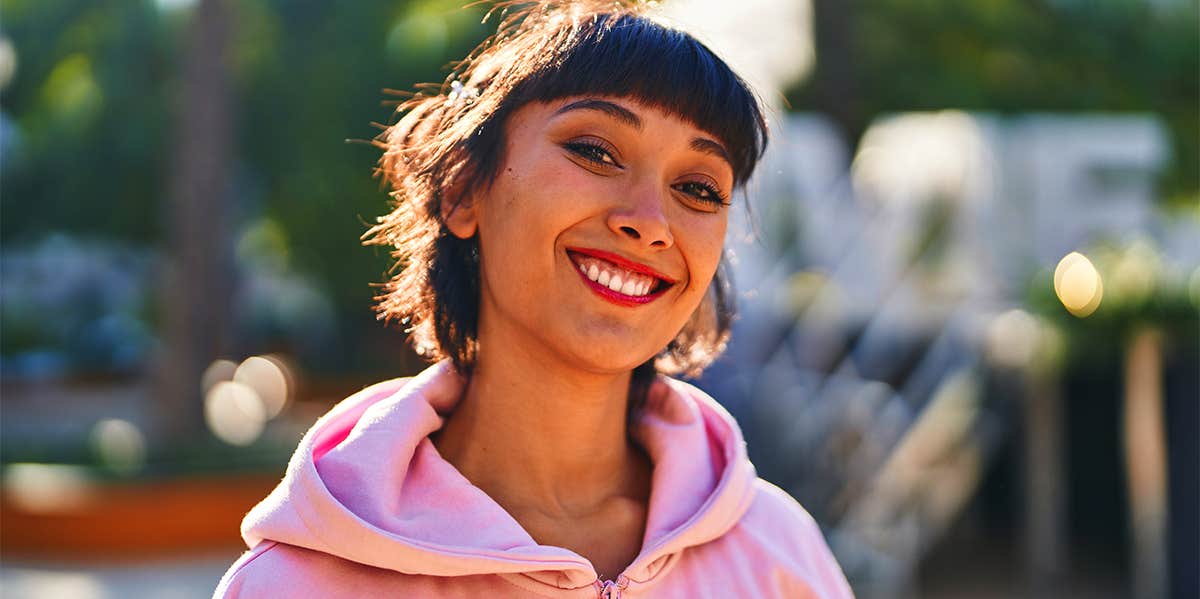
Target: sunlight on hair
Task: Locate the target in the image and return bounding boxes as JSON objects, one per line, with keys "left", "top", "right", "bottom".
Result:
{"left": 89, "top": 418, "right": 147, "bottom": 475}
{"left": 2, "top": 463, "right": 96, "bottom": 513}
{"left": 1054, "top": 251, "right": 1103, "bottom": 317}
{"left": 205, "top": 381, "right": 267, "bottom": 446}
{"left": 234, "top": 355, "right": 292, "bottom": 418}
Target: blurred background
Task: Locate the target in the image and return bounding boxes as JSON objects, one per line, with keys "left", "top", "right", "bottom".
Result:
{"left": 0, "top": 0, "right": 1196, "bottom": 597}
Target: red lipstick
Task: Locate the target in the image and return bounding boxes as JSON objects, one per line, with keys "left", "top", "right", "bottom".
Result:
{"left": 565, "top": 247, "right": 677, "bottom": 284}
{"left": 566, "top": 247, "right": 676, "bottom": 307}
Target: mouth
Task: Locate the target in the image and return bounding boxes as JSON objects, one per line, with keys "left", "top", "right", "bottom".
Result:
{"left": 566, "top": 247, "right": 677, "bottom": 307}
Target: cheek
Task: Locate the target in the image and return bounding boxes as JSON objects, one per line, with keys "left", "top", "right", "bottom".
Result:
{"left": 493, "top": 149, "right": 596, "bottom": 217}
{"left": 474, "top": 158, "right": 585, "bottom": 285}
{"left": 679, "top": 214, "right": 728, "bottom": 292}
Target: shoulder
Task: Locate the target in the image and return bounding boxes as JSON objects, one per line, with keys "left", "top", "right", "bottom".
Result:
{"left": 212, "top": 542, "right": 382, "bottom": 598}
{"left": 739, "top": 478, "right": 825, "bottom": 547}
{"left": 213, "top": 541, "right": 278, "bottom": 598}
{"left": 212, "top": 541, "right": 513, "bottom": 598}
{"left": 721, "top": 478, "right": 857, "bottom": 598}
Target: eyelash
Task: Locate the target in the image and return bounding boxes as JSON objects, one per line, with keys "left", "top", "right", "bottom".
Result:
{"left": 676, "top": 180, "right": 730, "bottom": 207}
{"left": 564, "top": 139, "right": 620, "bottom": 167}
{"left": 563, "top": 140, "right": 730, "bottom": 208}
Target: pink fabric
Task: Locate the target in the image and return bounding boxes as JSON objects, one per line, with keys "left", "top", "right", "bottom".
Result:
{"left": 213, "top": 361, "right": 855, "bottom": 598}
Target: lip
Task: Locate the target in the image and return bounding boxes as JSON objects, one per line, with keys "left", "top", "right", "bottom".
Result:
{"left": 565, "top": 247, "right": 678, "bottom": 284}
{"left": 565, "top": 247, "right": 676, "bottom": 307}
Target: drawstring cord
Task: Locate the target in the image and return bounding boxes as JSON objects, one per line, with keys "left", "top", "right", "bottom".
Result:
{"left": 595, "top": 577, "right": 628, "bottom": 599}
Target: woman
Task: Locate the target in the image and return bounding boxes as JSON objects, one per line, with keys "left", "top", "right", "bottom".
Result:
{"left": 215, "top": 1, "right": 854, "bottom": 597}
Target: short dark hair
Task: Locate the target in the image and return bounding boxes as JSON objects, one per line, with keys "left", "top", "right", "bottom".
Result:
{"left": 364, "top": 1, "right": 768, "bottom": 386}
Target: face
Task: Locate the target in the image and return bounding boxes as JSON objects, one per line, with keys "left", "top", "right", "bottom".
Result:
{"left": 445, "top": 96, "right": 734, "bottom": 375}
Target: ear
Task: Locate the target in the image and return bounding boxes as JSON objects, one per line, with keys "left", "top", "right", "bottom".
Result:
{"left": 442, "top": 190, "right": 479, "bottom": 240}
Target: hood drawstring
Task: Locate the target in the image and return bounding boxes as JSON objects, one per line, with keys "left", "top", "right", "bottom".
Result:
{"left": 597, "top": 576, "right": 633, "bottom": 599}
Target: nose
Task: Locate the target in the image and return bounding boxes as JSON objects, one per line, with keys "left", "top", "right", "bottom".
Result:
{"left": 606, "top": 181, "right": 673, "bottom": 249}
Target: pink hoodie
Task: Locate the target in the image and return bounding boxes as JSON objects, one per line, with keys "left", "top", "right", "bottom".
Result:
{"left": 213, "top": 362, "right": 855, "bottom": 598}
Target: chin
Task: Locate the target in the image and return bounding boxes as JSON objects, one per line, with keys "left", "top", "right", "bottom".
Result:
{"left": 560, "top": 334, "right": 661, "bottom": 375}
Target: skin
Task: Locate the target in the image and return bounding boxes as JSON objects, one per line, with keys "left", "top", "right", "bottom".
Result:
{"left": 429, "top": 96, "right": 734, "bottom": 582}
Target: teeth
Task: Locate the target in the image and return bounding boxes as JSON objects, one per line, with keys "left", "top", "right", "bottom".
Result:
{"left": 573, "top": 255, "right": 665, "bottom": 297}
{"left": 608, "top": 274, "right": 623, "bottom": 292}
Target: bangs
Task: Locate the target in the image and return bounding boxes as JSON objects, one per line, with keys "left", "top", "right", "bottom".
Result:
{"left": 501, "top": 12, "right": 767, "bottom": 186}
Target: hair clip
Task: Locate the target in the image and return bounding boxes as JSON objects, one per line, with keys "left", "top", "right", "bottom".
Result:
{"left": 447, "top": 80, "right": 479, "bottom": 106}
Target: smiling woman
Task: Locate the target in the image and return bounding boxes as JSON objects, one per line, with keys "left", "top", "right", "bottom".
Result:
{"left": 443, "top": 97, "right": 732, "bottom": 380}
{"left": 213, "top": 2, "right": 854, "bottom": 598}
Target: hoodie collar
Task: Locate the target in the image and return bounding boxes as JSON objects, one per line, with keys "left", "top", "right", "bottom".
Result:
{"left": 241, "top": 361, "right": 757, "bottom": 593}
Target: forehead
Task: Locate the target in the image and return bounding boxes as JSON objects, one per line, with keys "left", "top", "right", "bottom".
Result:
{"left": 518, "top": 96, "right": 702, "bottom": 129}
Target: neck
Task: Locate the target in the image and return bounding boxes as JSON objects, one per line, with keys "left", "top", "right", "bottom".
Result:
{"left": 430, "top": 337, "right": 648, "bottom": 519}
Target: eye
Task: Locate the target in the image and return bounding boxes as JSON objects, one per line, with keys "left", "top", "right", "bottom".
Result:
{"left": 563, "top": 137, "right": 622, "bottom": 168}
{"left": 674, "top": 179, "right": 730, "bottom": 210}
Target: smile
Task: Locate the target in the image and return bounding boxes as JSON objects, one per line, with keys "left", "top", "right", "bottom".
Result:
{"left": 566, "top": 247, "right": 675, "bottom": 307}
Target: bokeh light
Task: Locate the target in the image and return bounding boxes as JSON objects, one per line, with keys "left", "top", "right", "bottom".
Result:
{"left": 233, "top": 355, "right": 292, "bottom": 418}
{"left": 850, "top": 111, "right": 983, "bottom": 207}
{"left": 201, "top": 358, "right": 238, "bottom": 393}
{"left": 2, "top": 463, "right": 95, "bottom": 513}
{"left": 153, "top": 0, "right": 198, "bottom": 13}
{"left": 89, "top": 419, "right": 147, "bottom": 475}
{"left": 1054, "top": 251, "right": 1104, "bottom": 317}
{"left": 0, "top": 36, "right": 17, "bottom": 92}
{"left": 1188, "top": 266, "right": 1200, "bottom": 309}
{"left": 985, "top": 309, "right": 1041, "bottom": 370}
{"left": 203, "top": 381, "right": 266, "bottom": 446}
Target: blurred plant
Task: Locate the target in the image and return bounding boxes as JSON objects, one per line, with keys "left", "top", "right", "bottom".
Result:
{"left": 1, "top": 0, "right": 175, "bottom": 244}
{"left": 0, "top": 234, "right": 159, "bottom": 378}
{"left": 0, "top": 226, "right": 338, "bottom": 379}
{"left": 228, "top": 0, "right": 491, "bottom": 325}
{"left": 233, "top": 217, "right": 338, "bottom": 363}
{"left": 1026, "top": 238, "right": 1199, "bottom": 370}
{"left": 2, "top": 0, "right": 493, "bottom": 376}
{"left": 794, "top": 0, "right": 1199, "bottom": 208}
{"left": 6, "top": 0, "right": 1195, "bottom": 384}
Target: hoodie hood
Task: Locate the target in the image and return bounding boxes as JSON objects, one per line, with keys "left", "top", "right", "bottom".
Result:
{"left": 240, "top": 361, "right": 758, "bottom": 593}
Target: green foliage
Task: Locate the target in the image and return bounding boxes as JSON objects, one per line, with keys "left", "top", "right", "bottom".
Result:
{"left": 2, "top": 1, "right": 492, "bottom": 374}
{"left": 4, "top": 1, "right": 1195, "bottom": 377}
{"left": 1025, "top": 239, "right": 1200, "bottom": 370}
{"left": 2, "top": 0, "right": 174, "bottom": 244}
{"left": 229, "top": 0, "right": 491, "bottom": 315}
{"left": 791, "top": 0, "right": 1200, "bottom": 205}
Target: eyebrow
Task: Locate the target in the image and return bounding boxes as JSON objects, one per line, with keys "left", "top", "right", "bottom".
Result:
{"left": 554, "top": 98, "right": 643, "bottom": 130}
{"left": 690, "top": 137, "right": 734, "bottom": 171}
{"left": 554, "top": 98, "right": 735, "bottom": 172}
